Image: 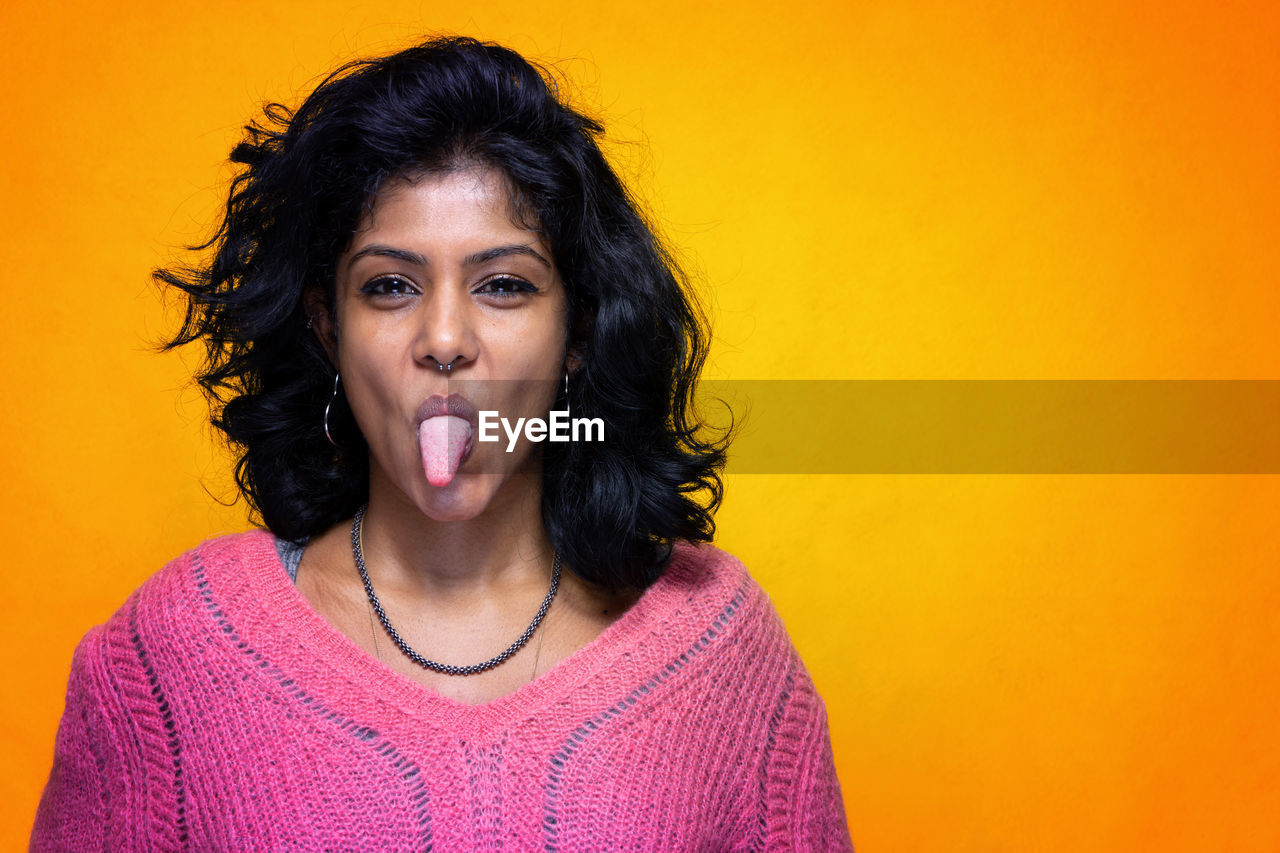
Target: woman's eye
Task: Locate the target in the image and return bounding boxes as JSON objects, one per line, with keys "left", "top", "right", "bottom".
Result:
{"left": 359, "top": 275, "right": 417, "bottom": 296}
{"left": 474, "top": 276, "right": 536, "bottom": 299}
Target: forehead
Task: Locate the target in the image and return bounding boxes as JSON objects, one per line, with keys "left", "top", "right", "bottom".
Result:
{"left": 349, "top": 166, "right": 541, "bottom": 250}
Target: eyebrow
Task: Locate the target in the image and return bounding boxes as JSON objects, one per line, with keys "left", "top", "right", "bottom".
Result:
{"left": 346, "top": 243, "right": 552, "bottom": 270}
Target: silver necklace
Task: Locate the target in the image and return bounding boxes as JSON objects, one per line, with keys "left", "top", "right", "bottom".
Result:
{"left": 350, "top": 504, "right": 562, "bottom": 676}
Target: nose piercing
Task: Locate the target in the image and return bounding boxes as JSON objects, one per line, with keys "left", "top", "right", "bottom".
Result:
{"left": 432, "top": 355, "right": 462, "bottom": 372}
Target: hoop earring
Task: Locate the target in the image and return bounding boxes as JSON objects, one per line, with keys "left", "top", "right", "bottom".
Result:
{"left": 324, "top": 373, "right": 341, "bottom": 448}
{"left": 563, "top": 370, "right": 570, "bottom": 418}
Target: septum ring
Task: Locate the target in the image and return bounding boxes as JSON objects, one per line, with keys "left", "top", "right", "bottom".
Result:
{"left": 432, "top": 355, "right": 463, "bottom": 372}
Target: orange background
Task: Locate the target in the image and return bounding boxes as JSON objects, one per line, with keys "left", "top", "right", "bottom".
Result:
{"left": 3, "top": 1, "right": 1279, "bottom": 849}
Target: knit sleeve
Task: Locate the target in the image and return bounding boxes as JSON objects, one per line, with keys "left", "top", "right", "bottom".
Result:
{"left": 761, "top": 662, "right": 855, "bottom": 851}
{"left": 30, "top": 625, "right": 134, "bottom": 852}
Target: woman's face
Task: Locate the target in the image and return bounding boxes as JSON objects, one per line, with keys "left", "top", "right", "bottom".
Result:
{"left": 327, "top": 165, "right": 568, "bottom": 522}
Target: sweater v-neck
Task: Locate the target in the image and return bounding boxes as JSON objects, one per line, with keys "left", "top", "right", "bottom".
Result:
{"left": 204, "top": 530, "right": 728, "bottom": 738}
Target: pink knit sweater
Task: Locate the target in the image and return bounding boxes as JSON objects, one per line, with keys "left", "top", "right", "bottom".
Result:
{"left": 32, "top": 531, "right": 852, "bottom": 851}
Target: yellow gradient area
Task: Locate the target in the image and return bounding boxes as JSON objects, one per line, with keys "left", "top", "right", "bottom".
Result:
{"left": 3, "top": 1, "right": 1278, "bottom": 849}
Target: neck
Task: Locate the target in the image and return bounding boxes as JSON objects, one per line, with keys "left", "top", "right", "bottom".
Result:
{"left": 360, "top": 470, "right": 557, "bottom": 606}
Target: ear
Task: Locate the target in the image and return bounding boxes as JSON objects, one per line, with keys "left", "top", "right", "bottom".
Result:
{"left": 565, "top": 342, "right": 585, "bottom": 376}
{"left": 566, "top": 304, "right": 595, "bottom": 377}
{"left": 304, "top": 289, "right": 339, "bottom": 367}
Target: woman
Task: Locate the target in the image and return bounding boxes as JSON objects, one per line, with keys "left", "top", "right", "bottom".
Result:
{"left": 32, "top": 36, "right": 852, "bottom": 850}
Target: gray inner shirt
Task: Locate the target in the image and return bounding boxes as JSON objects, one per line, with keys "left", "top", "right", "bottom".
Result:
{"left": 275, "top": 537, "right": 305, "bottom": 585}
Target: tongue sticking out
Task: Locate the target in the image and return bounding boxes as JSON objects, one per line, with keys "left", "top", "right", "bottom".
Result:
{"left": 419, "top": 416, "right": 472, "bottom": 487}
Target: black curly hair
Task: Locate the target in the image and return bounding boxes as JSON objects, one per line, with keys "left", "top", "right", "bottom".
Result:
{"left": 159, "top": 36, "right": 729, "bottom": 590}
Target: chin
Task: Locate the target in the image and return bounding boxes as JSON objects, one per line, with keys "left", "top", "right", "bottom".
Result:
{"left": 421, "top": 505, "right": 483, "bottom": 523}
{"left": 411, "top": 478, "right": 488, "bottom": 522}
{"left": 412, "top": 470, "right": 521, "bottom": 523}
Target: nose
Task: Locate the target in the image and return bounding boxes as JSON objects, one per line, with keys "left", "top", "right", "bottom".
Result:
{"left": 414, "top": 286, "right": 478, "bottom": 373}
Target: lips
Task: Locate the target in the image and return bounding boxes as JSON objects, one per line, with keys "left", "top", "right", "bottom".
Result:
{"left": 416, "top": 393, "right": 479, "bottom": 428}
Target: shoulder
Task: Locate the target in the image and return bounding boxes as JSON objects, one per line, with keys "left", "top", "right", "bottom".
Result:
{"left": 122, "top": 528, "right": 278, "bottom": 605}
{"left": 65, "top": 529, "right": 284, "bottom": 715}
{"left": 153, "top": 527, "right": 280, "bottom": 586}
{"left": 648, "top": 541, "right": 806, "bottom": 673}
{"left": 661, "top": 539, "right": 752, "bottom": 600}
{"left": 664, "top": 540, "right": 791, "bottom": 625}
{"left": 95, "top": 529, "right": 281, "bottom": 650}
